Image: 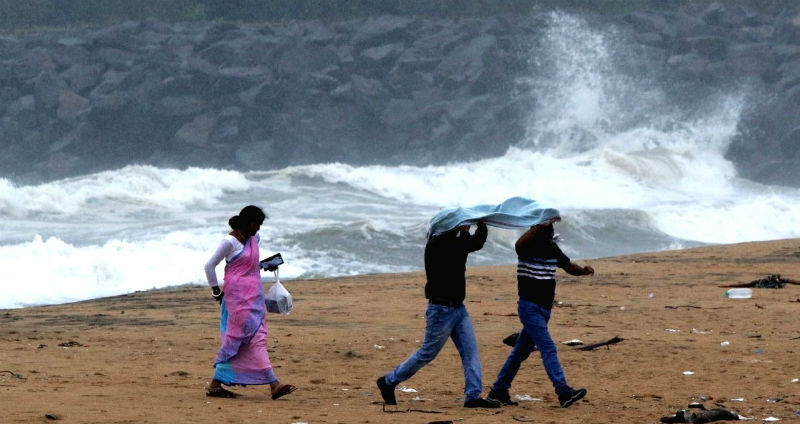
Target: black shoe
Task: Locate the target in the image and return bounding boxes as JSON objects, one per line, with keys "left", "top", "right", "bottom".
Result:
{"left": 376, "top": 376, "right": 397, "bottom": 405}
{"left": 464, "top": 397, "right": 502, "bottom": 408}
{"left": 558, "top": 387, "right": 587, "bottom": 408}
{"left": 488, "top": 388, "right": 519, "bottom": 406}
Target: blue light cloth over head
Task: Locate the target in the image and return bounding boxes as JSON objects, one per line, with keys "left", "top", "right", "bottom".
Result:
{"left": 427, "top": 197, "right": 561, "bottom": 238}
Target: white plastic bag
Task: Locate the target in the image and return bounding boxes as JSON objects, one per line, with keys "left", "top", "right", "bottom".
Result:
{"left": 265, "top": 271, "right": 292, "bottom": 314}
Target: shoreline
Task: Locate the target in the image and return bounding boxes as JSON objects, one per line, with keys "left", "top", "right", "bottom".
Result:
{"left": 2, "top": 238, "right": 799, "bottom": 423}
{"left": 0, "top": 239, "right": 758, "bottom": 311}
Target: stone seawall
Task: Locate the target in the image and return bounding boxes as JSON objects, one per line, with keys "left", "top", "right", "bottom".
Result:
{"left": 1, "top": 3, "right": 798, "bottom": 185}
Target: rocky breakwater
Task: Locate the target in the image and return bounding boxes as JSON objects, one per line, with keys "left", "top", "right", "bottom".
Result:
{"left": 0, "top": 16, "right": 534, "bottom": 182}
{"left": 1, "top": 3, "right": 800, "bottom": 187}
{"left": 622, "top": 2, "right": 800, "bottom": 187}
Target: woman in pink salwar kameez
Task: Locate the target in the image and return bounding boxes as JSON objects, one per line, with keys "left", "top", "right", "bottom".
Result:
{"left": 203, "top": 205, "right": 297, "bottom": 399}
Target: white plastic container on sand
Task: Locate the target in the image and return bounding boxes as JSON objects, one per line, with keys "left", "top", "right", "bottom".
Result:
{"left": 725, "top": 288, "right": 752, "bottom": 299}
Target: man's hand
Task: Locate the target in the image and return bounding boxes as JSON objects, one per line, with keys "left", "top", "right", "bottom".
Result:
{"left": 564, "top": 262, "right": 594, "bottom": 276}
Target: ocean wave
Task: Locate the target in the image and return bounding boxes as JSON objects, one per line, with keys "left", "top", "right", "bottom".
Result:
{"left": 0, "top": 165, "right": 251, "bottom": 219}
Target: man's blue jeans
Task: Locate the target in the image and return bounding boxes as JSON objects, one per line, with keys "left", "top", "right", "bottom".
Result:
{"left": 491, "top": 299, "right": 569, "bottom": 395}
{"left": 385, "top": 303, "right": 483, "bottom": 401}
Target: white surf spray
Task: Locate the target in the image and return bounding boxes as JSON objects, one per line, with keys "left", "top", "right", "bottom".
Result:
{"left": 2, "top": 12, "right": 799, "bottom": 309}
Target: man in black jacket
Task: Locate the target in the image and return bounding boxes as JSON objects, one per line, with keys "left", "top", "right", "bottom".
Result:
{"left": 376, "top": 222, "right": 500, "bottom": 408}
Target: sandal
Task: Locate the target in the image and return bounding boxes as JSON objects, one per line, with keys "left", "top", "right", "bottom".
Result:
{"left": 206, "top": 386, "right": 239, "bottom": 398}
{"left": 271, "top": 384, "right": 298, "bottom": 400}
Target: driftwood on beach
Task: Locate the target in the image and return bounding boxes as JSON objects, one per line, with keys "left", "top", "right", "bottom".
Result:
{"left": 0, "top": 370, "right": 25, "bottom": 380}
{"left": 721, "top": 274, "right": 800, "bottom": 289}
{"left": 381, "top": 404, "right": 445, "bottom": 414}
{"left": 576, "top": 336, "right": 624, "bottom": 351}
{"left": 501, "top": 334, "right": 624, "bottom": 351}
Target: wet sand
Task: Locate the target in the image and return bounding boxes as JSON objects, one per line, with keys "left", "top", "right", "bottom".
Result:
{"left": 2, "top": 239, "right": 799, "bottom": 423}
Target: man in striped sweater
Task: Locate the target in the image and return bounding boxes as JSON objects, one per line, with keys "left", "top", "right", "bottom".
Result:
{"left": 488, "top": 218, "right": 594, "bottom": 408}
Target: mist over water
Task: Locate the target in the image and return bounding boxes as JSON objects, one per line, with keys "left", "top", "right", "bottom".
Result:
{"left": 3, "top": 12, "right": 800, "bottom": 309}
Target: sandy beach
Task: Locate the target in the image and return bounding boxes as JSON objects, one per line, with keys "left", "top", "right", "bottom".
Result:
{"left": 2, "top": 239, "right": 799, "bottom": 423}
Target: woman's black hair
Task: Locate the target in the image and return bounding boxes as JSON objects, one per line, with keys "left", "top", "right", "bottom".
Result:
{"left": 228, "top": 205, "right": 266, "bottom": 230}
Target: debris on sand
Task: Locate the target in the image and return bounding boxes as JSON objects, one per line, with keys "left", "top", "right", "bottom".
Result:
{"left": 576, "top": 336, "right": 624, "bottom": 351}
{"left": 751, "top": 275, "right": 795, "bottom": 288}
{"left": 722, "top": 274, "right": 799, "bottom": 289}
{"left": 660, "top": 403, "right": 739, "bottom": 423}
{"left": 0, "top": 370, "right": 26, "bottom": 380}
{"left": 502, "top": 332, "right": 520, "bottom": 347}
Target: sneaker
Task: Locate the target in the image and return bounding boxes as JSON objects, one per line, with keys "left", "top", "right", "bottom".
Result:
{"left": 376, "top": 376, "right": 397, "bottom": 405}
{"left": 558, "top": 387, "right": 587, "bottom": 408}
{"left": 464, "top": 397, "right": 502, "bottom": 408}
{"left": 488, "top": 388, "right": 519, "bottom": 406}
